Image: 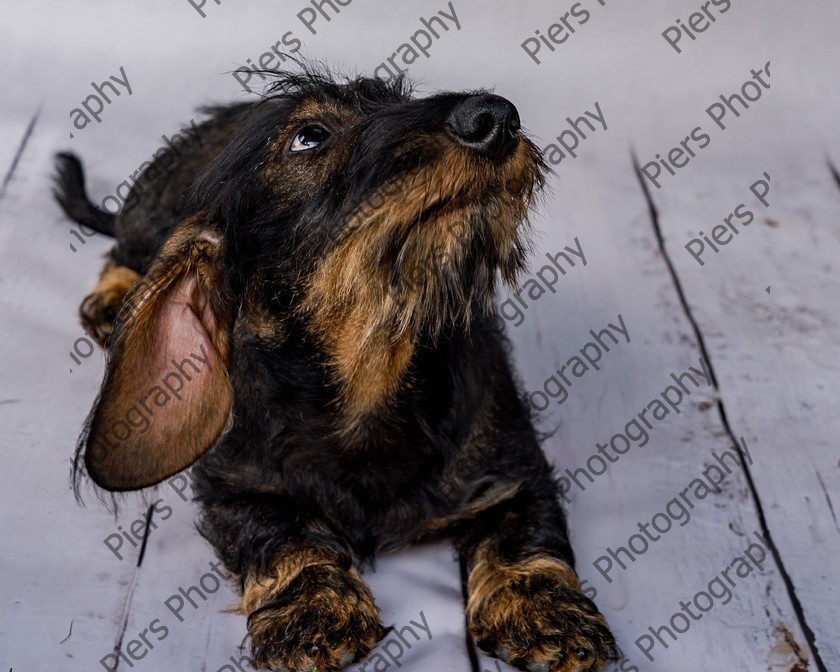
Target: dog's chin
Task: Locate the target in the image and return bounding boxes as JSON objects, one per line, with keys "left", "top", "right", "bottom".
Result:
{"left": 384, "top": 253, "right": 498, "bottom": 340}
{"left": 383, "top": 203, "right": 530, "bottom": 339}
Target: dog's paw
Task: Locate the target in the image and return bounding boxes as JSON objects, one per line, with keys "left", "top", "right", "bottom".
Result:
{"left": 467, "top": 553, "right": 618, "bottom": 672}
{"left": 244, "top": 556, "right": 385, "bottom": 672}
{"left": 80, "top": 262, "right": 139, "bottom": 348}
{"left": 80, "top": 290, "right": 120, "bottom": 347}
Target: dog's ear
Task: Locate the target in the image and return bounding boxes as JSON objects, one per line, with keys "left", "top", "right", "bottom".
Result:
{"left": 82, "top": 216, "right": 235, "bottom": 491}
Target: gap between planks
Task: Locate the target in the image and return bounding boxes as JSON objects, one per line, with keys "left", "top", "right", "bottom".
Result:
{"left": 109, "top": 504, "right": 156, "bottom": 672}
{"left": 631, "top": 151, "right": 828, "bottom": 672}
{"left": 0, "top": 108, "right": 40, "bottom": 201}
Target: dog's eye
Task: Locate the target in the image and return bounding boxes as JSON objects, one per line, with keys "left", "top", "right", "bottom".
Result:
{"left": 290, "top": 125, "right": 330, "bottom": 152}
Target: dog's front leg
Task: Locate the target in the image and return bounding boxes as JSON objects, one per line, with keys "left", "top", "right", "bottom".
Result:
{"left": 460, "top": 490, "right": 618, "bottom": 672}
{"left": 240, "top": 544, "right": 385, "bottom": 672}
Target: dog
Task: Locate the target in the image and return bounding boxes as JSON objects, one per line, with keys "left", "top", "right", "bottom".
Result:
{"left": 54, "top": 66, "right": 618, "bottom": 672}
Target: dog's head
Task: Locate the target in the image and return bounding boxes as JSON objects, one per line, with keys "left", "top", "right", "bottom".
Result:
{"left": 80, "top": 68, "right": 547, "bottom": 491}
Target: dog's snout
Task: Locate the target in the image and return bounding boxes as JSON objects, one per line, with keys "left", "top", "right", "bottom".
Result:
{"left": 447, "top": 94, "right": 521, "bottom": 161}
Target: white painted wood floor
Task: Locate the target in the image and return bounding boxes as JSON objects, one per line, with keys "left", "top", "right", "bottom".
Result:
{"left": 1, "top": 1, "right": 838, "bottom": 670}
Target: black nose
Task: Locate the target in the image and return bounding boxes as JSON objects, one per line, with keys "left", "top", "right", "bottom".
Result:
{"left": 447, "top": 94, "right": 521, "bottom": 161}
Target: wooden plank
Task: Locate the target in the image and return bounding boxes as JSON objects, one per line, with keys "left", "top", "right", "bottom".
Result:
{"left": 484, "top": 1, "right": 830, "bottom": 668}
{"left": 497, "top": 142, "right": 815, "bottom": 671}
{"left": 624, "top": 1, "right": 840, "bottom": 667}
{"left": 642, "top": 116, "right": 840, "bottom": 671}
{"left": 0, "top": 121, "right": 144, "bottom": 670}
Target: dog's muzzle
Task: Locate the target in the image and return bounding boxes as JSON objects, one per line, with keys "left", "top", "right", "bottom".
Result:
{"left": 446, "top": 94, "right": 521, "bottom": 162}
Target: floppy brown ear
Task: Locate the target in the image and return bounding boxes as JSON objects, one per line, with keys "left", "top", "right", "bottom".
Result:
{"left": 82, "top": 216, "right": 235, "bottom": 491}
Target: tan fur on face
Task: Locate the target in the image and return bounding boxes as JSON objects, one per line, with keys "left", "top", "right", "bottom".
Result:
{"left": 298, "top": 139, "right": 542, "bottom": 433}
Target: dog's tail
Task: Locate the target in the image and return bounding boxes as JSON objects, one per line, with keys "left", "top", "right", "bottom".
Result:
{"left": 53, "top": 152, "right": 116, "bottom": 237}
